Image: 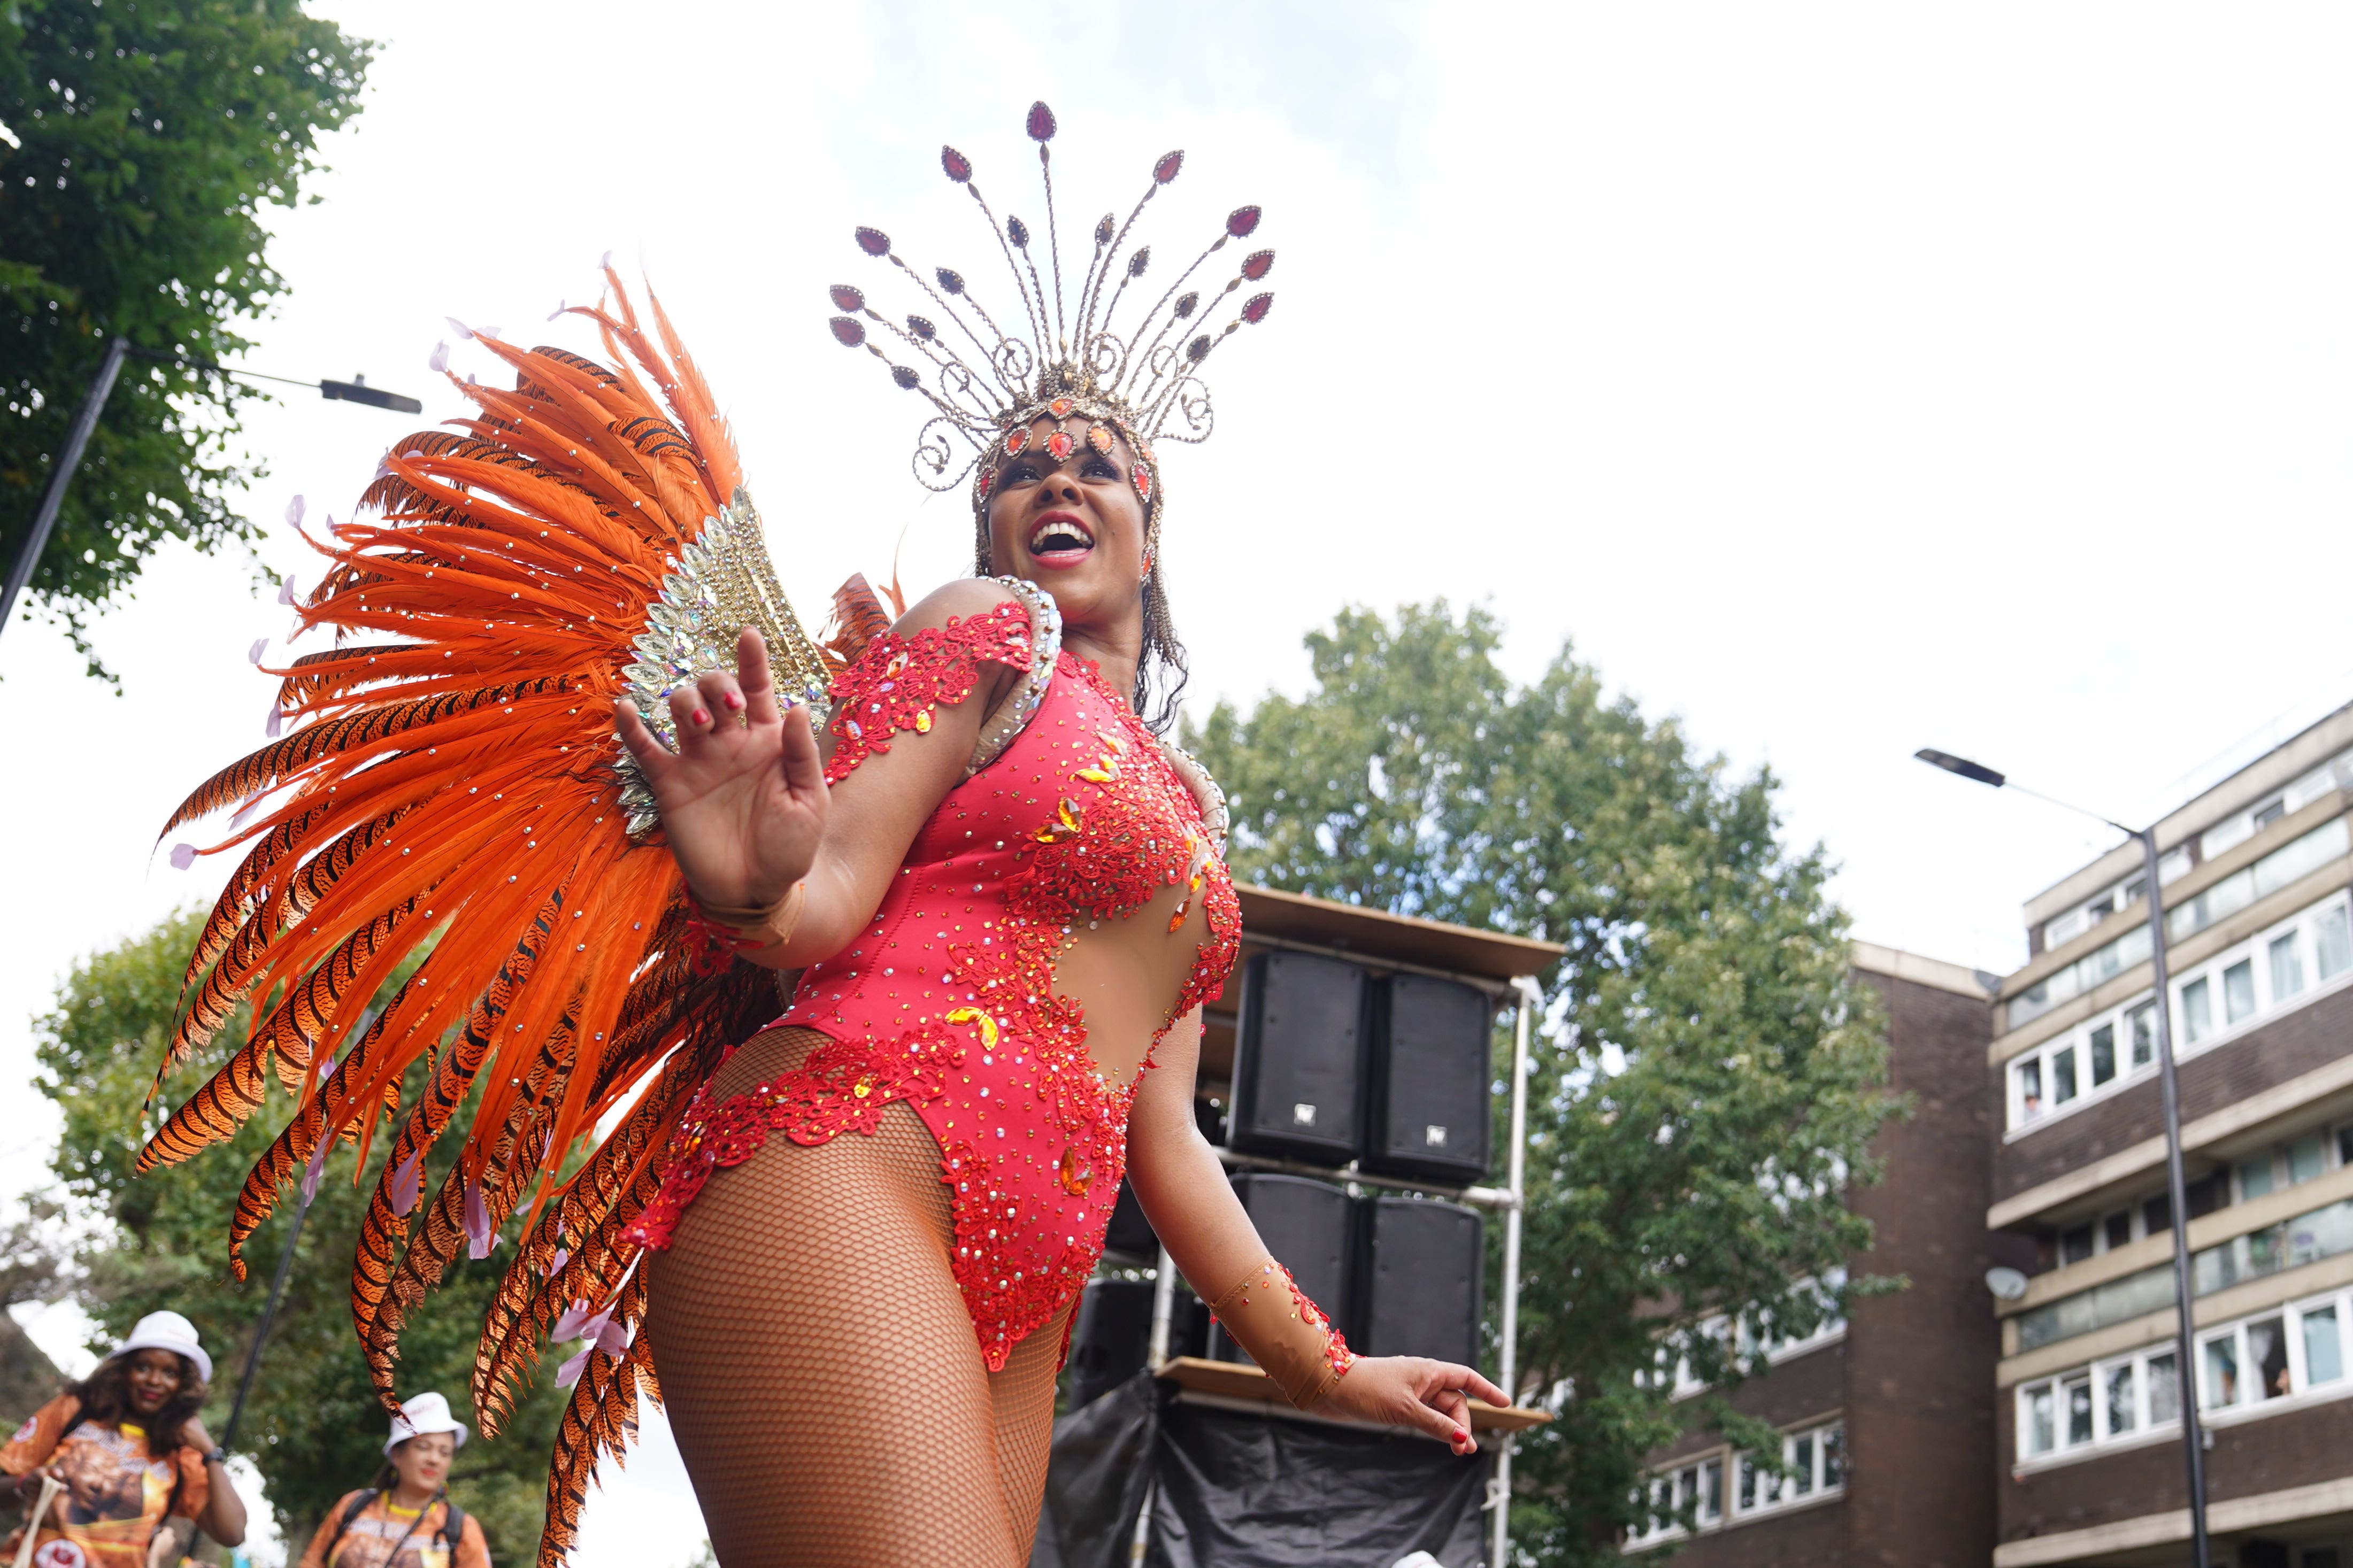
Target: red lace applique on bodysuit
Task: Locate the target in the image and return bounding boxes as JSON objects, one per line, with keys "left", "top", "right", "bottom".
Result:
{"left": 634, "top": 603, "right": 1243, "bottom": 1374}
{"left": 822, "top": 600, "right": 1036, "bottom": 785}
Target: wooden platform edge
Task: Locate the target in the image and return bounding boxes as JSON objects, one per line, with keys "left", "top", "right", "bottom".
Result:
{"left": 1155, "top": 1356, "right": 1553, "bottom": 1432}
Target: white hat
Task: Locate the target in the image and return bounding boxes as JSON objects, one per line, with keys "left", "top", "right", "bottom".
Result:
{"left": 386, "top": 1392, "right": 469, "bottom": 1457}
{"left": 111, "top": 1311, "right": 212, "bottom": 1385}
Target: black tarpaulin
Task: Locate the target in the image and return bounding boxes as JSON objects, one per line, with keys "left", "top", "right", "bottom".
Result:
{"left": 1032, "top": 1371, "right": 1490, "bottom": 1568}
{"left": 1037, "top": 1371, "right": 1159, "bottom": 1567}
{"left": 1145, "top": 1400, "right": 1489, "bottom": 1568}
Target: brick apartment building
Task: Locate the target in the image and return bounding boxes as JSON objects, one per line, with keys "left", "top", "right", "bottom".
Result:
{"left": 1626, "top": 941, "right": 2019, "bottom": 1566}
{"left": 1988, "top": 707, "right": 2353, "bottom": 1568}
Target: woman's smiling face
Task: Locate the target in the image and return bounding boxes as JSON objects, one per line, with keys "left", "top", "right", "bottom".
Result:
{"left": 984, "top": 415, "right": 1150, "bottom": 636}
{"left": 124, "top": 1349, "right": 182, "bottom": 1415}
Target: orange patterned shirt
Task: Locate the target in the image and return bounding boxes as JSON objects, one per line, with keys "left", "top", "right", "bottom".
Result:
{"left": 298, "top": 1492, "right": 489, "bottom": 1568}
{"left": 1, "top": 1397, "right": 207, "bottom": 1568}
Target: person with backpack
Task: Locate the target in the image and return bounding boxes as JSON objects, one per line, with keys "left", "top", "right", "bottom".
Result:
{"left": 297, "top": 1395, "right": 487, "bottom": 1568}
{"left": 2, "top": 1310, "right": 248, "bottom": 1568}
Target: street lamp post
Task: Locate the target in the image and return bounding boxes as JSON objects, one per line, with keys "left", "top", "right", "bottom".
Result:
{"left": 1916, "top": 748, "right": 2210, "bottom": 1568}
{"left": 2, "top": 343, "right": 422, "bottom": 642}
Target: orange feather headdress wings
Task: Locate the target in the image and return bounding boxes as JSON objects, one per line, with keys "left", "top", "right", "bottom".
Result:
{"left": 144, "top": 272, "right": 858, "bottom": 1567}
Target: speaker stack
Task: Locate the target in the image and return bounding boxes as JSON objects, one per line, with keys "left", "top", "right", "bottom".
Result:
{"left": 1207, "top": 1173, "right": 1357, "bottom": 1364}
{"left": 1228, "top": 952, "right": 1368, "bottom": 1164}
{"left": 1355, "top": 1196, "right": 1485, "bottom": 1366}
{"left": 1196, "top": 962, "right": 1498, "bottom": 1379}
{"left": 1364, "top": 975, "right": 1493, "bottom": 1184}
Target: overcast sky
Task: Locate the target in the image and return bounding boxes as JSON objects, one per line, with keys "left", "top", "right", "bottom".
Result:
{"left": 8, "top": 3, "right": 2353, "bottom": 1561}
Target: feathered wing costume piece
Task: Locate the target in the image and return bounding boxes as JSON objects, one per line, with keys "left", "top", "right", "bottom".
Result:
{"left": 144, "top": 273, "right": 832, "bottom": 1568}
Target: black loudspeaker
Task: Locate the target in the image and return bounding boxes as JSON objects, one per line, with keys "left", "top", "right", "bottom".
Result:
{"left": 1066, "top": 1279, "right": 1157, "bottom": 1409}
{"left": 1355, "top": 1196, "right": 1483, "bottom": 1368}
{"left": 1209, "top": 1174, "right": 1356, "bottom": 1364}
{"left": 1229, "top": 952, "right": 1367, "bottom": 1164}
{"left": 1364, "top": 975, "right": 1494, "bottom": 1183}
{"left": 1104, "top": 1178, "right": 1157, "bottom": 1261}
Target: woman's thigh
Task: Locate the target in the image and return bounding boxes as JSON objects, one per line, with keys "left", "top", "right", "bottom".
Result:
{"left": 648, "top": 1031, "right": 1024, "bottom": 1567}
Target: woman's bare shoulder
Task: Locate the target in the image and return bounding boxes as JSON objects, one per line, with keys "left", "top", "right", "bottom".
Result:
{"left": 890, "top": 576, "right": 1026, "bottom": 637}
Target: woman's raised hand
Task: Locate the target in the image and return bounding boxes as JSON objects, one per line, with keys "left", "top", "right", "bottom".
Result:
{"left": 614, "top": 627, "right": 827, "bottom": 911}
{"left": 1318, "top": 1356, "right": 1513, "bottom": 1458}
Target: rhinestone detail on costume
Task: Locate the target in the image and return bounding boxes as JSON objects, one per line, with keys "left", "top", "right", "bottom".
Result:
{"left": 633, "top": 601, "right": 1241, "bottom": 1372}
{"left": 820, "top": 600, "right": 1037, "bottom": 785}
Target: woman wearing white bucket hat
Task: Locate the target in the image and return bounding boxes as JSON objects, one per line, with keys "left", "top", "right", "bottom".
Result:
{"left": 298, "top": 1395, "right": 487, "bottom": 1568}
{"left": 1, "top": 1311, "right": 247, "bottom": 1568}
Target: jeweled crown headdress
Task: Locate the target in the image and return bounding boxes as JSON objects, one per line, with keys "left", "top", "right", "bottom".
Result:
{"left": 825, "top": 100, "right": 1276, "bottom": 540}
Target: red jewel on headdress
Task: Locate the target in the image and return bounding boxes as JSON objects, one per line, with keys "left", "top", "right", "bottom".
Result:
{"left": 1133, "top": 466, "right": 1153, "bottom": 503}
{"left": 1048, "top": 397, "right": 1075, "bottom": 419}
{"left": 1226, "top": 206, "right": 1262, "bottom": 238}
{"left": 829, "top": 318, "right": 866, "bottom": 347}
{"left": 1004, "top": 427, "right": 1029, "bottom": 456}
{"left": 1241, "top": 293, "right": 1273, "bottom": 325}
{"left": 1027, "top": 102, "right": 1057, "bottom": 143}
{"left": 1241, "top": 249, "right": 1274, "bottom": 282}
{"left": 1086, "top": 423, "right": 1113, "bottom": 455}
{"left": 975, "top": 467, "right": 995, "bottom": 499}
{"left": 941, "top": 145, "right": 973, "bottom": 183}
{"left": 829, "top": 285, "right": 865, "bottom": 311}
{"left": 856, "top": 226, "right": 892, "bottom": 257}
{"left": 1046, "top": 430, "right": 1073, "bottom": 462}
{"left": 1154, "top": 150, "right": 1185, "bottom": 184}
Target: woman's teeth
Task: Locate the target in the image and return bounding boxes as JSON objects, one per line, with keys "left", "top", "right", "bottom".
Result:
{"left": 1031, "top": 520, "right": 1093, "bottom": 553}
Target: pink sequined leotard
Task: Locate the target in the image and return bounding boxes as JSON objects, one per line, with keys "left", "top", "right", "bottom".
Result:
{"left": 635, "top": 582, "right": 1241, "bottom": 1368}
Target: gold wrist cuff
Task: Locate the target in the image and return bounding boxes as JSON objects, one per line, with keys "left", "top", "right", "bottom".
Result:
{"left": 693, "top": 879, "right": 808, "bottom": 951}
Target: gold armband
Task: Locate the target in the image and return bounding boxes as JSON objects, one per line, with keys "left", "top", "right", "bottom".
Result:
{"left": 1206, "top": 1257, "right": 1359, "bottom": 1411}
{"left": 691, "top": 879, "right": 808, "bottom": 952}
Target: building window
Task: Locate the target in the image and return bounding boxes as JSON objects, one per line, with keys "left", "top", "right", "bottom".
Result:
{"left": 2017, "top": 1194, "right": 2353, "bottom": 1353}
{"left": 2321, "top": 906, "right": 2353, "bottom": 980}
{"left": 2021, "top": 1345, "right": 2180, "bottom": 1458}
{"left": 2183, "top": 976, "right": 2213, "bottom": 1044}
{"left": 2224, "top": 959, "right": 2257, "bottom": 1024}
{"left": 2103, "top": 1360, "right": 2136, "bottom": 1434}
{"left": 2194, "top": 1294, "right": 2351, "bottom": 1412}
{"left": 2171, "top": 817, "right": 2350, "bottom": 943}
{"left": 1728, "top": 1419, "right": 1846, "bottom": 1519}
{"left": 2025, "top": 1289, "right": 2353, "bottom": 1464}
{"left": 2009, "top": 890, "right": 2353, "bottom": 1135}
{"left": 2088, "top": 1022, "right": 2116, "bottom": 1087}
{"left": 2059, "top": 1223, "right": 2095, "bottom": 1266}
{"left": 2196, "top": 750, "right": 2352, "bottom": 865}
{"left": 2305, "top": 1305, "right": 2343, "bottom": 1384}
{"left": 1628, "top": 1455, "right": 1724, "bottom": 1547}
{"left": 2272, "top": 932, "right": 2306, "bottom": 1000}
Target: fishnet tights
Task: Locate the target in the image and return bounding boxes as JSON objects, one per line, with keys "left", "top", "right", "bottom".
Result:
{"left": 648, "top": 1027, "right": 1071, "bottom": 1567}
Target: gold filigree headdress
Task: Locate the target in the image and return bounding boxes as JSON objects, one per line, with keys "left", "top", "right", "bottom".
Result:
{"left": 823, "top": 100, "right": 1277, "bottom": 543}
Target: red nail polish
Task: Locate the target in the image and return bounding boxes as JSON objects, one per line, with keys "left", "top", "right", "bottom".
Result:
{"left": 724, "top": 692, "right": 744, "bottom": 710}
{"left": 692, "top": 709, "right": 710, "bottom": 725}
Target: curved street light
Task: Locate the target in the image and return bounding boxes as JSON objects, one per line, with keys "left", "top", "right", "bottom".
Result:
{"left": 1916, "top": 747, "right": 2210, "bottom": 1568}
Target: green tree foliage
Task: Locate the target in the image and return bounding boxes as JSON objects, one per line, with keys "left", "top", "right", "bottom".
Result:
{"left": 30, "top": 912, "right": 570, "bottom": 1559}
{"left": 1, "top": 1, "right": 371, "bottom": 677}
{"left": 1188, "top": 603, "right": 1898, "bottom": 1564}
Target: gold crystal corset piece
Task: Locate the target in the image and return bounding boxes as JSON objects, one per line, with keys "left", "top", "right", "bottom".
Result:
{"left": 614, "top": 486, "right": 831, "bottom": 836}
